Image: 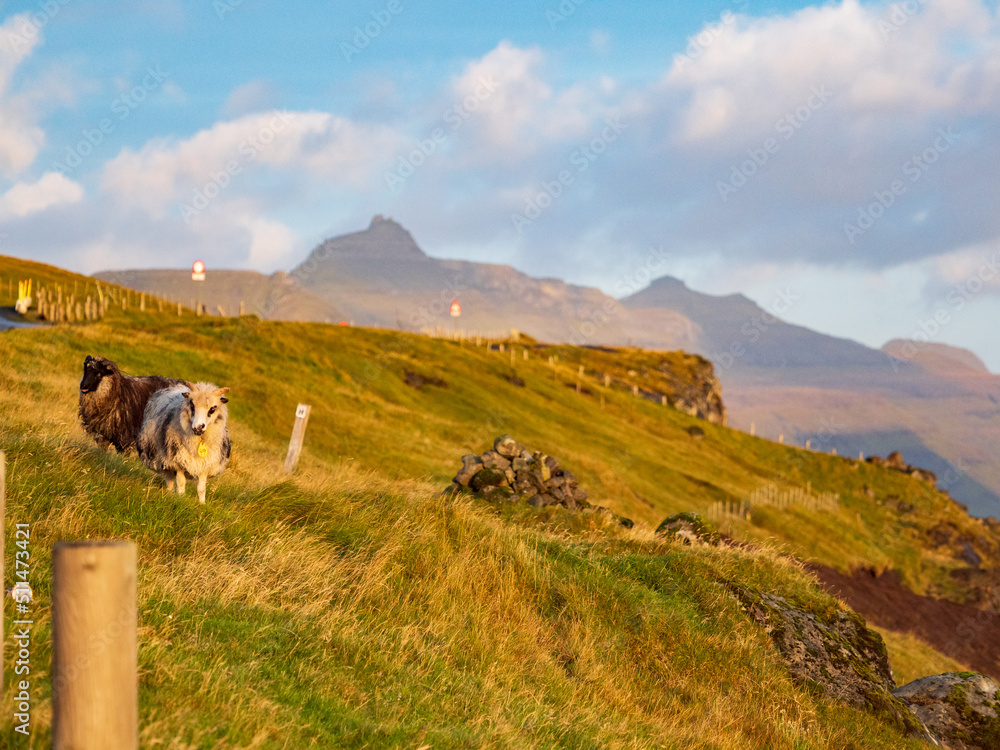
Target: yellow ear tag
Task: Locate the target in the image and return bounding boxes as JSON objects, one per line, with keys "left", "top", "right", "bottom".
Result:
{"left": 198, "top": 441, "right": 208, "bottom": 458}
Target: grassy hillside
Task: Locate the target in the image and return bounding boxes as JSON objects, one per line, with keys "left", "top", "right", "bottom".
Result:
{"left": 0, "top": 256, "right": 991, "bottom": 747}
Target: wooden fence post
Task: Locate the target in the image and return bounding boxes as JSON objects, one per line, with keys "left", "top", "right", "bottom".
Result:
{"left": 52, "top": 540, "right": 137, "bottom": 750}
{"left": 283, "top": 403, "right": 312, "bottom": 472}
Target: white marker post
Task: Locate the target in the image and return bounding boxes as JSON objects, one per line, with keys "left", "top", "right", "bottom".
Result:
{"left": 284, "top": 404, "right": 312, "bottom": 472}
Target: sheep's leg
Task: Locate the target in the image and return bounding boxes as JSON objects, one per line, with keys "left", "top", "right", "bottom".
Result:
{"left": 175, "top": 471, "right": 186, "bottom": 495}
{"left": 164, "top": 473, "right": 175, "bottom": 492}
{"left": 196, "top": 475, "right": 207, "bottom": 504}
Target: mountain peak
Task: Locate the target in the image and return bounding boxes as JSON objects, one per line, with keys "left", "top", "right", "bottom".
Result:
{"left": 302, "top": 216, "right": 428, "bottom": 267}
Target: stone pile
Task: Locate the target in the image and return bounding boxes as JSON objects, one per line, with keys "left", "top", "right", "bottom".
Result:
{"left": 451, "top": 435, "right": 590, "bottom": 510}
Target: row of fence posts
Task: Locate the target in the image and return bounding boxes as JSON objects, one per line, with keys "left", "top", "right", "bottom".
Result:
{"left": 1, "top": 451, "right": 137, "bottom": 748}
{"left": 472, "top": 343, "right": 701, "bottom": 417}
{"left": 2, "top": 276, "right": 258, "bottom": 321}
{"left": 309, "top": 322, "right": 870, "bottom": 464}
{"left": 707, "top": 482, "right": 840, "bottom": 524}
{"left": 746, "top": 422, "right": 865, "bottom": 459}
{"left": 34, "top": 286, "right": 110, "bottom": 323}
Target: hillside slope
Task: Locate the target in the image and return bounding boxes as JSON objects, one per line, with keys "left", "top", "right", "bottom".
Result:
{"left": 2, "top": 256, "right": 996, "bottom": 747}
{"left": 79, "top": 217, "right": 1000, "bottom": 518}
{"left": 623, "top": 277, "right": 1000, "bottom": 519}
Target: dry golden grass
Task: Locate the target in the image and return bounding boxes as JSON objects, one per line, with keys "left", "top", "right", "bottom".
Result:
{"left": 0, "top": 264, "right": 970, "bottom": 747}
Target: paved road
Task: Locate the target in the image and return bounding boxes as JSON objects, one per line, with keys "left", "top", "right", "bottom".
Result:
{"left": 0, "top": 316, "right": 38, "bottom": 330}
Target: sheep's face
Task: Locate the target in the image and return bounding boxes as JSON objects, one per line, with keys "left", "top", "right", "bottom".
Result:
{"left": 80, "top": 355, "right": 117, "bottom": 394}
{"left": 180, "top": 383, "right": 230, "bottom": 436}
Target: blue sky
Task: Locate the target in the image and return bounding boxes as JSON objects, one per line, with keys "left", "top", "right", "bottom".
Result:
{"left": 3, "top": 0, "right": 1000, "bottom": 370}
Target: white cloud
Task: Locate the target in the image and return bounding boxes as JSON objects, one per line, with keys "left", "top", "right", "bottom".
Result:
{"left": 245, "top": 216, "right": 298, "bottom": 270}
{"left": 0, "top": 171, "right": 83, "bottom": 220}
{"left": 446, "top": 41, "right": 613, "bottom": 160}
{"left": 923, "top": 242, "right": 1000, "bottom": 293}
{"left": 101, "top": 110, "right": 405, "bottom": 217}
{"left": 0, "top": 13, "right": 47, "bottom": 178}
{"left": 665, "top": 0, "right": 1000, "bottom": 147}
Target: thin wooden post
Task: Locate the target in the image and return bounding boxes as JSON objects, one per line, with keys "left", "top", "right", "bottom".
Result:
{"left": 283, "top": 403, "right": 312, "bottom": 472}
{"left": 52, "top": 541, "right": 137, "bottom": 750}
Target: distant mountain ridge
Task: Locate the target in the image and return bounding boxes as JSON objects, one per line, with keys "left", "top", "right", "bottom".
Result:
{"left": 93, "top": 216, "right": 1000, "bottom": 518}
{"left": 623, "top": 275, "right": 898, "bottom": 371}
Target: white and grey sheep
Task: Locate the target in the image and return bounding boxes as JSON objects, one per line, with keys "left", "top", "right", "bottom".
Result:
{"left": 138, "top": 381, "right": 232, "bottom": 504}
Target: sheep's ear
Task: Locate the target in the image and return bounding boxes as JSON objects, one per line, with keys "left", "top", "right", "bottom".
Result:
{"left": 84, "top": 355, "right": 93, "bottom": 364}
{"left": 213, "top": 387, "right": 230, "bottom": 397}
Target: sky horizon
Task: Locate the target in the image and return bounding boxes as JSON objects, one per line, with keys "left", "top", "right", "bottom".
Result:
{"left": 2, "top": 0, "right": 1000, "bottom": 370}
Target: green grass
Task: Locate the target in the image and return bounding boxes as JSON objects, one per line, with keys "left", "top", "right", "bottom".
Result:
{"left": 0, "top": 255, "right": 986, "bottom": 747}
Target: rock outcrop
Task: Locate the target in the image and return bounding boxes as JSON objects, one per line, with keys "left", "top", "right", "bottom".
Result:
{"left": 866, "top": 451, "right": 938, "bottom": 484}
{"left": 449, "top": 435, "right": 633, "bottom": 526}
{"left": 892, "top": 672, "right": 1000, "bottom": 749}
{"left": 655, "top": 512, "right": 720, "bottom": 546}
{"left": 730, "top": 586, "right": 930, "bottom": 739}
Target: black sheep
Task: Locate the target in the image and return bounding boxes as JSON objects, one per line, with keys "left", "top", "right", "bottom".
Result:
{"left": 78, "top": 355, "right": 184, "bottom": 454}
